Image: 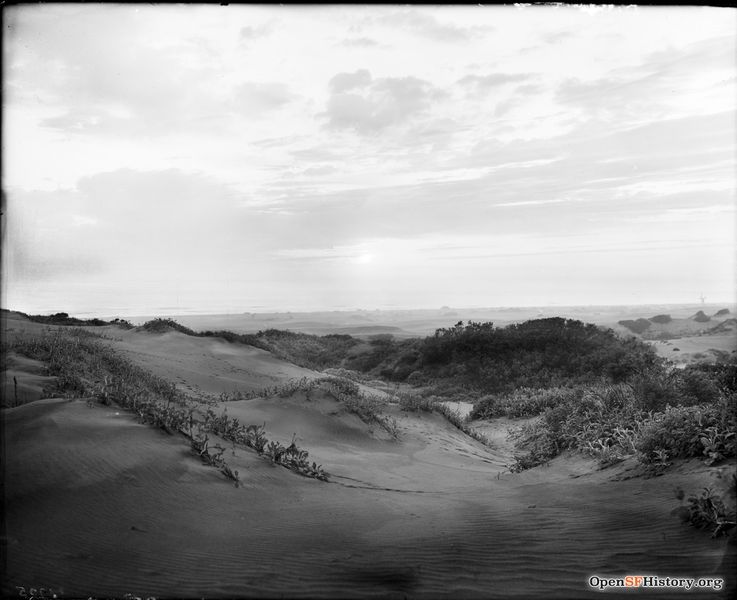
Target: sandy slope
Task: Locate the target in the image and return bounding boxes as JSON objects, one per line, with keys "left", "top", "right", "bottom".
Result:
{"left": 99, "top": 324, "right": 321, "bottom": 396}
{"left": 4, "top": 398, "right": 735, "bottom": 599}
{"left": 2, "top": 316, "right": 736, "bottom": 599}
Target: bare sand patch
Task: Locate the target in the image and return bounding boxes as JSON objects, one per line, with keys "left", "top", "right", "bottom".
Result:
{"left": 100, "top": 327, "right": 321, "bottom": 395}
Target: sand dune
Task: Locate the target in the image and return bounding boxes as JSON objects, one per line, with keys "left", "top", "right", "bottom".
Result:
{"left": 1, "top": 353, "right": 56, "bottom": 407}
{"left": 101, "top": 325, "right": 321, "bottom": 396}
{"left": 2, "top": 316, "right": 735, "bottom": 598}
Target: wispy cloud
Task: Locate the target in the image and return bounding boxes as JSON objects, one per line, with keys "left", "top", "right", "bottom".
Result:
{"left": 372, "top": 8, "right": 493, "bottom": 42}
{"left": 339, "top": 37, "right": 379, "bottom": 48}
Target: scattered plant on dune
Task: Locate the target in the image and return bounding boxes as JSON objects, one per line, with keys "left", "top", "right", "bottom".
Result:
{"left": 309, "top": 376, "right": 400, "bottom": 439}
{"left": 200, "top": 406, "right": 329, "bottom": 480}
{"left": 190, "top": 432, "right": 240, "bottom": 487}
{"left": 431, "top": 402, "right": 492, "bottom": 447}
{"left": 220, "top": 462, "right": 241, "bottom": 487}
{"left": 322, "top": 367, "right": 368, "bottom": 383}
{"left": 677, "top": 480, "right": 737, "bottom": 538}
{"left": 397, "top": 391, "right": 436, "bottom": 412}
{"left": 275, "top": 376, "right": 317, "bottom": 398}
{"left": 218, "top": 377, "right": 323, "bottom": 403}
{"left": 393, "top": 390, "right": 494, "bottom": 447}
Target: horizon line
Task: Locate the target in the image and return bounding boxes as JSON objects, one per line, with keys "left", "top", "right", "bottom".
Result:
{"left": 4, "top": 300, "right": 736, "bottom": 321}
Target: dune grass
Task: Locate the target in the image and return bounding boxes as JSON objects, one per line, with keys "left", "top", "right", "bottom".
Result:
{"left": 3, "top": 325, "right": 330, "bottom": 483}
{"left": 234, "top": 375, "right": 401, "bottom": 440}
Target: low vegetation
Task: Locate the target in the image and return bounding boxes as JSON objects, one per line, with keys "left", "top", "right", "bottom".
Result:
{"left": 128, "top": 316, "right": 661, "bottom": 399}
{"left": 237, "top": 375, "right": 401, "bottom": 439}
{"left": 505, "top": 362, "right": 737, "bottom": 472}
{"left": 675, "top": 472, "right": 737, "bottom": 538}
{"left": 649, "top": 314, "right": 672, "bottom": 324}
{"left": 3, "top": 325, "right": 330, "bottom": 483}
{"left": 4, "top": 308, "right": 133, "bottom": 328}
{"left": 434, "top": 402, "right": 492, "bottom": 447}
{"left": 618, "top": 318, "right": 652, "bottom": 334}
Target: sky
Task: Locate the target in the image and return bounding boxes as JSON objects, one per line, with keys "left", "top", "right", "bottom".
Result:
{"left": 2, "top": 4, "right": 736, "bottom": 317}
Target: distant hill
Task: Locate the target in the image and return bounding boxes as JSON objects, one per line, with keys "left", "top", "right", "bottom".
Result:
{"left": 691, "top": 310, "right": 711, "bottom": 322}
{"left": 714, "top": 308, "right": 731, "bottom": 317}
{"left": 0, "top": 308, "right": 131, "bottom": 328}
{"left": 618, "top": 318, "right": 651, "bottom": 334}
{"left": 649, "top": 314, "right": 672, "bottom": 324}
{"left": 707, "top": 318, "right": 737, "bottom": 335}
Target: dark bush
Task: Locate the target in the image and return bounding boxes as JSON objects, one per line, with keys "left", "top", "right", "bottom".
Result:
{"left": 650, "top": 314, "right": 672, "bottom": 324}
{"left": 141, "top": 318, "right": 197, "bottom": 335}
{"left": 618, "top": 318, "right": 652, "bottom": 334}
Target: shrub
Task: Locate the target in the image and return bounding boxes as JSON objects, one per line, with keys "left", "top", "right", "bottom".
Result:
{"left": 406, "top": 370, "right": 426, "bottom": 386}
{"left": 650, "top": 314, "right": 672, "bottom": 324}
{"left": 618, "top": 319, "right": 652, "bottom": 334}
{"left": 679, "top": 368, "right": 722, "bottom": 404}
{"left": 628, "top": 368, "right": 682, "bottom": 412}
{"left": 471, "top": 386, "right": 582, "bottom": 420}
{"left": 509, "top": 420, "right": 560, "bottom": 471}
{"left": 141, "top": 318, "right": 197, "bottom": 335}
{"left": 110, "top": 318, "right": 134, "bottom": 329}
{"left": 635, "top": 400, "right": 736, "bottom": 464}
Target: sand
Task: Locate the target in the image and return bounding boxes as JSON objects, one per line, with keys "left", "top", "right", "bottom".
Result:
{"left": 2, "top": 314, "right": 736, "bottom": 599}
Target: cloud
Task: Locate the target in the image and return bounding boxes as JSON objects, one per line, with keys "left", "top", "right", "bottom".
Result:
{"left": 375, "top": 9, "right": 492, "bottom": 42}
{"left": 321, "top": 70, "right": 443, "bottom": 134}
{"left": 299, "top": 165, "right": 338, "bottom": 177}
{"left": 234, "top": 82, "right": 295, "bottom": 113}
{"left": 6, "top": 6, "right": 253, "bottom": 138}
{"left": 458, "top": 73, "right": 533, "bottom": 90}
{"left": 40, "top": 107, "right": 129, "bottom": 134}
{"left": 329, "top": 69, "right": 372, "bottom": 93}
{"left": 239, "top": 22, "right": 272, "bottom": 40}
{"left": 555, "top": 35, "right": 735, "bottom": 122}
{"left": 339, "top": 37, "right": 379, "bottom": 48}
{"left": 543, "top": 30, "right": 575, "bottom": 44}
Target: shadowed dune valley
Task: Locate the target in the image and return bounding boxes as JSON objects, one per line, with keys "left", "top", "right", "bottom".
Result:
{"left": 2, "top": 307, "right": 736, "bottom": 599}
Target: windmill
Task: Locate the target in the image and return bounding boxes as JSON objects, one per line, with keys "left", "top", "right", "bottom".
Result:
{"left": 699, "top": 292, "right": 706, "bottom": 305}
